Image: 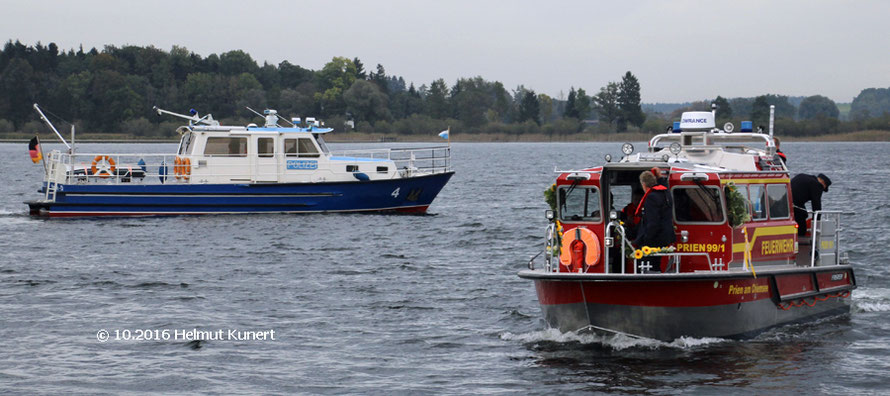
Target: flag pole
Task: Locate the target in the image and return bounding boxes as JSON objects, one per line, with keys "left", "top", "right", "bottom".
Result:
{"left": 37, "top": 134, "right": 47, "bottom": 175}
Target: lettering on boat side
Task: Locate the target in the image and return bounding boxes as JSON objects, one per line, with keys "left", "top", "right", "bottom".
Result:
{"left": 676, "top": 243, "right": 724, "bottom": 253}
{"left": 286, "top": 160, "right": 318, "bottom": 170}
{"left": 761, "top": 238, "right": 794, "bottom": 255}
{"left": 727, "top": 284, "right": 769, "bottom": 295}
{"left": 830, "top": 273, "right": 845, "bottom": 281}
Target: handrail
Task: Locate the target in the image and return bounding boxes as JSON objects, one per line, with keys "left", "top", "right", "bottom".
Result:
{"left": 809, "top": 210, "right": 853, "bottom": 267}
{"left": 40, "top": 147, "right": 450, "bottom": 188}
{"left": 633, "top": 252, "right": 713, "bottom": 274}
{"left": 649, "top": 132, "right": 776, "bottom": 151}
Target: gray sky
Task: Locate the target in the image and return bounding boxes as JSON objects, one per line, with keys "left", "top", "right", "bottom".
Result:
{"left": 2, "top": 0, "right": 888, "bottom": 103}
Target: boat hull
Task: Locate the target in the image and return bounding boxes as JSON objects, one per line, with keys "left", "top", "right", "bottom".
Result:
{"left": 518, "top": 265, "right": 855, "bottom": 341}
{"left": 26, "top": 172, "right": 453, "bottom": 217}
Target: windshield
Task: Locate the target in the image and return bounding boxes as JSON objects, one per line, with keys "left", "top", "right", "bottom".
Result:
{"left": 178, "top": 132, "right": 195, "bottom": 155}
{"left": 314, "top": 134, "right": 330, "bottom": 154}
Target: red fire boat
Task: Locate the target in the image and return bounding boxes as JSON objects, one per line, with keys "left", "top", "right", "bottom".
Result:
{"left": 519, "top": 111, "right": 856, "bottom": 341}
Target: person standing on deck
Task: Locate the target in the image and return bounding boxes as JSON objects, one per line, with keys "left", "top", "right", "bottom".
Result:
{"left": 791, "top": 173, "right": 831, "bottom": 237}
{"left": 633, "top": 171, "right": 675, "bottom": 273}
{"left": 774, "top": 137, "right": 787, "bottom": 164}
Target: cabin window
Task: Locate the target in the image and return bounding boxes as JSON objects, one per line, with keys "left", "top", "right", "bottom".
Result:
{"left": 204, "top": 137, "right": 247, "bottom": 157}
{"left": 298, "top": 138, "right": 320, "bottom": 158}
{"left": 314, "top": 134, "right": 331, "bottom": 154}
{"left": 284, "top": 138, "right": 320, "bottom": 157}
{"left": 377, "top": 166, "right": 388, "bottom": 173}
{"left": 284, "top": 139, "right": 298, "bottom": 156}
{"left": 672, "top": 186, "right": 725, "bottom": 224}
{"left": 178, "top": 132, "right": 196, "bottom": 155}
{"left": 258, "top": 137, "right": 275, "bottom": 158}
{"left": 767, "top": 184, "right": 790, "bottom": 219}
{"left": 558, "top": 186, "right": 601, "bottom": 222}
{"left": 748, "top": 184, "right": 767, "bottom": 220}
{"left": 346, "top": 165, "right": 359, "bottom": 172}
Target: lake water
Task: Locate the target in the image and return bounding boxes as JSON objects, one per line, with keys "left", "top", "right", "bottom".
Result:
{"left": 1, "top": 141, "right": 888, "bottom": 394}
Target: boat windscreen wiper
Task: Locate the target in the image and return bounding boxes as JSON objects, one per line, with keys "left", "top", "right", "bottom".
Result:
{"left": 564, "top": 179, "right": 582, "bottom": 200}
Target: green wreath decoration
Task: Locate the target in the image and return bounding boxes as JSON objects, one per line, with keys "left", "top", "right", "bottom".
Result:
{"left": 725, "top": 182, "right": 751, "bottom": 227}
{"left": 544, "top": 183, "right": 557, "bottom": 212}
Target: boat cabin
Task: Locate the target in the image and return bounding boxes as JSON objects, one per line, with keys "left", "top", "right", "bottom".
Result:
{"left": 546, "top": 112, "right": 832, "bottom": 275}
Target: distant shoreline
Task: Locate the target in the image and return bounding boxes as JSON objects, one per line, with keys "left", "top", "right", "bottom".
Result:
{"left": 1, "top": 130, "right": 887, "bottom": 143}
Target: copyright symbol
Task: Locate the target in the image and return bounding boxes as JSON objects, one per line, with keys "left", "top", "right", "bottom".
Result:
{"left": 97, "top": 329, "right": 109, "bottom": 342}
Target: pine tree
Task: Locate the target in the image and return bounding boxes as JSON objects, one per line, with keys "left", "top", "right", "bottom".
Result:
{"left": 564, "top": 87, "right": 578, "bottom": 119}
{"left": 617, "top": 71, "right": 645, "bottom": 131}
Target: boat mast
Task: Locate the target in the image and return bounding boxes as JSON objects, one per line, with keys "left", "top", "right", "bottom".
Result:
{"left": 33, "top": 103, "right": 73, "bottom": 153}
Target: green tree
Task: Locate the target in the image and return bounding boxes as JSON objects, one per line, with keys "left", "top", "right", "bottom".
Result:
{"left": 370, "top": 64, "right": 387, "bottom": 93}
{"left": 0, "top": 57, "right": 36, "bottom": 126}
{"left": 314, "top": 56, "right": 357, "bottom": 116}
{"left": 617, "top": 71, "right": 644, "bottom": 131}
{"left": 764, "top": 94, "right": 796, "bottom": 118}
{"left": 218, "top": 50, "right": 258, "bottom": 76}
{"left": 798, "top": 95, "right": 839, "bottom": 120}
{"left": 594, "top": 82, "right": 620, "bottom": 130}
{"left": 425, "top": 78, "right": 450, "bottom": 119}
{"left": 352, "top": 57, "right": 366, "bottom": 79}
{"left": 518, "top": 90, "right": 540, "bottom": 124}
{"left": 538, "top": 93, "right": 553, "bottom": 123}
{"left": 850, "top": 87, "right": 890, "bottom": 120}
{"left": 564, "top": 87, "right": 578, "bottom": 118}
{"left": 714, "top": 95, "right": 732, "bottom": 119}
{"left": 574, "top": 88, "right": 591, "bottom": 120}
{"left": 751, "top": 95, "right": 770, "bottom": 126}
{"left": 343, "top": 79, "right": 391, "bottom": 123}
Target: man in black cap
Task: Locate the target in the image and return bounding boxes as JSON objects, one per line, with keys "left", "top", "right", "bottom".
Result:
{"left": 790, "top": 173, "right": 832, "bottom": 236}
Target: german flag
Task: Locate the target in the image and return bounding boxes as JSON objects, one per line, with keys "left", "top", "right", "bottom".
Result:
{"left": 29, "top": 136, "right": 42, "bottom": 163}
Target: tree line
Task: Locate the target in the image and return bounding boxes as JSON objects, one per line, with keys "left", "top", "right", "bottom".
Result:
{"left": 0, "top": 41, "right": 644, "bottom": 137}
{"left": 0, "top": 40, "right": 888, "bottom": 138}
{"left": 658, "top": 90, "right": 890, "bottom": 137}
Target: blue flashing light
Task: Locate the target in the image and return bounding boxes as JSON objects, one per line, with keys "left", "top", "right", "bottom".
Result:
{"left": 672, "top": 122, "right": 681, "bottom": 133}
{"left": 189, "top": 108, "right": 198, "bottom": 116}
{"left": 741, "top": 121, "right": 753, "bottom": 132}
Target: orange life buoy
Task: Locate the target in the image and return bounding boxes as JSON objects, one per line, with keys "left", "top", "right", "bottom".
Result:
{"left": 559, "top": 227, "right": 601, "bottom": 272}
{"left": 181, "top": 157, "right": 191, "bottom": 181}
{"left": 91, "top": 155, "right": 116, "bottom": 179}
{"left": 173, "top": 156, "right": 183, "bottom": 180}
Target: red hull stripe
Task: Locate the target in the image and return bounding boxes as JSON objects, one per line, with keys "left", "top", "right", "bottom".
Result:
{"left": 536, "top": 277, "right": 779, "bottom": 307}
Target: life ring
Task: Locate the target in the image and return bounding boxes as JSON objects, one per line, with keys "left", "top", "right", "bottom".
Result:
{"left": 181, "top": 157, "right": 191, "bottom": 181}
{"left": 91, "top": 155, "right": 116, "bottom": 179}
{"left": 559, "top": 227, "right": 601, "bottom": 272}
{"left": 173, "top": 156, "right": 183, "bottom": 180}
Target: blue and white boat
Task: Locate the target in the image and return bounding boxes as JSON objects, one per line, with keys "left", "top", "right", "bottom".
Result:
{"left": 26, "top": 106, "right": 453, "bottom": 217}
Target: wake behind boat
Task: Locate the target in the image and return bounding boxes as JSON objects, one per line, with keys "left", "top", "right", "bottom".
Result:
{"left": 519, "top": 107, "right": 856, "bottom": 341}
{"left": 26, "top": 105, "right": 453, "bottom": 217}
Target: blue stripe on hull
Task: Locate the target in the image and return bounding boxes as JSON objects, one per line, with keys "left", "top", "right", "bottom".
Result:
{"left": 30, "top": 172, "right": 453, "bottom": 216}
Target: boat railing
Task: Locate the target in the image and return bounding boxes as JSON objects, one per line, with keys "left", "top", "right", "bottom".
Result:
{"left": 539, "top": 219, "right": 726, "bottom": 275}
{"left": 44, "top": 151, "right": 268, "bottom": 186}
{"left": 43, "top": 149, "right": 452, "bottom": 195}
{"left": 631, "top": 252, "right": 715, "bottom": 274}
{"left": 810, "top": 210, "right": 852, "bottom": 267}
{"left": 330, "top": 146, "right": 452, "bottom": 175}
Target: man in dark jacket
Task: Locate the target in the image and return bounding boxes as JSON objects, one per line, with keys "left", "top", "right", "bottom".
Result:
{"left": 791, "top": 173, "right": 831, "bottom": 236}
{"left": 633, "top": 171, "right": 675, "bottom": 272}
